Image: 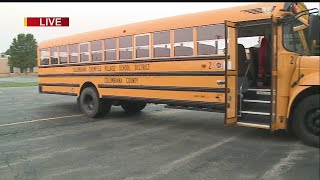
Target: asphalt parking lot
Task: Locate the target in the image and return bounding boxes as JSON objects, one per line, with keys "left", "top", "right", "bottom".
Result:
{"left": 0, "top": 86, "right": 319, "bottom": 180}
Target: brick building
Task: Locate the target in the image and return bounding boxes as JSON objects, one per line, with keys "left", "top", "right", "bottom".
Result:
{"left": 0, "top": 53, "right": 37, "bottom": 76}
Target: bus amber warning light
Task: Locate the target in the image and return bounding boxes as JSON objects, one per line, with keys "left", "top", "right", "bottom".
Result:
{"left": 24, "top": 17, "right": 69, "bottom": 27}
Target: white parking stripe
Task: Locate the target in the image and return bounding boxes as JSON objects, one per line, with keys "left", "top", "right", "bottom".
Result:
{"left": 0, "top": 109, "right": 181, "bottom": 128}
{"left": 261, "top": 143, "right": 305, "bottom": 180}
{"left": 124, "top": 134, "right": 242, "bottom": 180}
{"left": 0, "top": 114, "right": 84, "bottom": 128}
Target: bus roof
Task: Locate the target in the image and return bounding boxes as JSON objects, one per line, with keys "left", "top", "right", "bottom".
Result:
{"left": 38, "top": 2, "right": 285, "bottom": 48}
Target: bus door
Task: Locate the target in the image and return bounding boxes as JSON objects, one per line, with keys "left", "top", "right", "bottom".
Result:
{"left": 224, "top": 21, "right": 238, "bottom": 126}
{"left": 270, "top": 15, "right": 278, "bottom": 131}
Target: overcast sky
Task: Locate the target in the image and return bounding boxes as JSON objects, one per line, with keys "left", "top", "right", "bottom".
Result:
{"left": 0, "top": 2, "right": 319, "bottom": 52}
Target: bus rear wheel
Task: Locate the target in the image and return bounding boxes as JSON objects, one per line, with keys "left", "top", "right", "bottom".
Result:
{"left": 79, "top": 87, "right": 111, "bottom": 118}
{"left": 292, "top": 94, "right": 320, "bottom": 148}
{"left": 121, "top": 101, "right": 147, "bottom": 114}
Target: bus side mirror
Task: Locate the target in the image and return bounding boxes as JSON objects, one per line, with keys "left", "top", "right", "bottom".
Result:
{"left": 308, "top": 15, "right": 320, "bottom": 40}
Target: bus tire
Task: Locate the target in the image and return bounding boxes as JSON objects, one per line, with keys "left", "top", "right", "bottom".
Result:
{"left": 77, "top": 97, "right": 80, "bottom": 108}
{"left": 121, "top": 102, "right": 147, "bottom": 114}
{"left": 292, "top": 94, "right": 320, "bottom": 148}
{"left": 79, "top": 87, "right": 111, "bottom": 118}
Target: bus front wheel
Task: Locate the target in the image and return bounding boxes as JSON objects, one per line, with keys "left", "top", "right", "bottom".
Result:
{"left": 292, "top": 94, "right": 320, "bottom": 148}
{"left": 79, "top": 87, "right": 111, "bottom": 118}
{"left": 121, "top": 101, "right": 147, "bottom": 114}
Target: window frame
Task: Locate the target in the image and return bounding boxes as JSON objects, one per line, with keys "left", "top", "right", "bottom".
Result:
{"left": 135, "top": 33, "right": 151, "bottom": 59}
{"left": 50, "top": 47, "right": 59, "bottom": 65}
{"left": 173, "top": 27, "right": 194, "bottom": 57}
{"left": 196, "top": 23, "right": 226, "bottom": 56}
{"left": 79, "top": 42, "right": 90, "bottom": 63}
{"left": 68, "top": 44, "right": 79, "bottom": 64}
{"left": 9, "top": 66, "right": 14, "bottom": 74}
{"left": 153, "top": 30, "right": 171, "bottom": 58}
{"left": 40, "top": 48, "right": 50, "bottom": 66}
{"left": 119, "top": 35, "right": 133, "bottom": 60}
{"left": 91, "top": 40, "right": 103, "bottom": 62}
{"left": 104, "top": 38, "right": 118, "bottom": 61}
{"left": 59, "top": 45, "right": 68, "bottom": 64}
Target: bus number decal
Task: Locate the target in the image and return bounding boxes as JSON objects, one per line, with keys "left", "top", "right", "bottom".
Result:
{"left": 290, "top": 56, "right": 294, "bottom": 64}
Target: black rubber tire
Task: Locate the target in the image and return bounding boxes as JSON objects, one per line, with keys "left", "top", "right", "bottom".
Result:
{"left": 292, "top": 94, "right": 320, "bottom": 148}
{"left": 121, "top": 101, "right": 147, "bottom": 114}
{"left": 79, "top": 87, "right": 111, "bottom": 118}
{"left": 77, "top": 97, "right": 80, "bottom": 108}
{"left": 285, "top": 120, "right": 296, "bottom": 137}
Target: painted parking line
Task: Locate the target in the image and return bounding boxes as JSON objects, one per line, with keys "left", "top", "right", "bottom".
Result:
{"left": 124, "top": 133, "right": 243, "bottom": 180}
{"left": 0, "top": 114, "right": 84, "bottom": 128}
{"left": 0, "top": 109, "right": 182, "bottom": 128}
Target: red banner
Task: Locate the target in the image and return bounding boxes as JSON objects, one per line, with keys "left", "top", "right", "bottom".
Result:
{"left": 24, "top": 17, "right": 69, "bottom": 27}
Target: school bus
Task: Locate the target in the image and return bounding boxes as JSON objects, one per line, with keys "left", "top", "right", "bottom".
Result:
{"left": 37, "top": 2, "right": 320, "bottom": 147}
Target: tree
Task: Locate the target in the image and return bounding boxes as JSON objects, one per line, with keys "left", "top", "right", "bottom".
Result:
{"left": 7, "top": 33, "right": 37, "bottom": 73}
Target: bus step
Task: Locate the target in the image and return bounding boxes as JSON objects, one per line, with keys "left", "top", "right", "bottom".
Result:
{"left": 245, "top": 89, "right": 271, "bottom": 101}
{"left": 237, "top": 122, "right": 270, "bottom": 129}
{"left": 164, "top": 105, "right": 224, "bottom": 113}
{"left": 238, "top": 113, "right": 270, "bottom": 124}
{"left": 240, "top": 111, "right": 270, "bottom": 116}
{"left": 247, "top": 88, "right": 271, "bottom": 92}
{"left": 243, "top": 99, "right": 270, "bottom": 103}
{"left": 242, "top": 100, "right": 271, "bottom": 113}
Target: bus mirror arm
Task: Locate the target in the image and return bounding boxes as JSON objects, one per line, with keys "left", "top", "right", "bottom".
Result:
{"left": 278, "top": 8, "right": 318, "bottom": 25}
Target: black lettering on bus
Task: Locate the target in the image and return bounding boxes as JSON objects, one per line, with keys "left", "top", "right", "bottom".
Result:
{"left": 73, "top": 67, "right": 87, "bottom": 72}
{"left": 135, "top": 64, "right": 150, "bottom": 71}
{"left": 126, "top": 78, "right": 138, "bottom": 84}
{"left": 89, "top": 66, "right": 102, "bottom": 72}
{"left": 105, "top": 77, "right": 123, "bottom": 83}
{"left": 105, "top": 65, "right": 116, "bottom": 71}
{"left": 119, "top": 65, "right": 130, "bottom": 71}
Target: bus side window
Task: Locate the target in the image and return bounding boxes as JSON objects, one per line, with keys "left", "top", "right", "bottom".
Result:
{"left": 197, "top": 24, "right": 225, "bottom": 55}
{"left": 135, "top": 34, "right": 150, "bottom": 58}
{"left": 119, "top": 36, "right": 133, "bottom": 60}
{"left": 154, "top": 31, "right": 170, "bottom": 58}
{"left": 105, "top": 38, "right": 117, "bottom": 61}
{"left": 174, "top": 27, "right": 194, "bottom": 57}
{"left": 69, "top": 44, "right": 79, "bottom": 63}
{"left": 92, "top": 40, "right": 103, "bottom": 62}
{"left": 50, "top": 47, "right": 58, "bottom": 64}
{"left": 59, "top": 46, "right": 68, "bottom": 64}
{"left": 40, "top": 48, "right": 49, "bottom": 65}
{"left": 80, "top": 43, "right": 89, "bottom": 62}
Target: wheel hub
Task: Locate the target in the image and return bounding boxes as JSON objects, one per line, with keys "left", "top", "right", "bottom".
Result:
{"left": 84, "top": 95, "right": 94, "bottom": 111}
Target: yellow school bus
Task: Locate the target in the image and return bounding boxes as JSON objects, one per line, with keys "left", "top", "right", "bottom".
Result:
{"left": 37, "top": 2, "right": 320, "bottom": 147}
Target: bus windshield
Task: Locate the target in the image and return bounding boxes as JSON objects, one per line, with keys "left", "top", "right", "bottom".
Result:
{"left": 283, "top": 18, "right": 320, "bottom": 56}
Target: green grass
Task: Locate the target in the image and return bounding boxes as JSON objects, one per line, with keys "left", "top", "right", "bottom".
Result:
{"left": 0, "top": 82, "right": 38, "bottom": 87}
